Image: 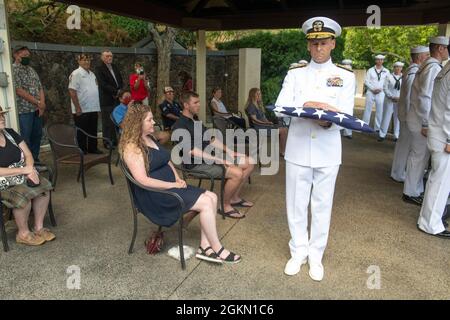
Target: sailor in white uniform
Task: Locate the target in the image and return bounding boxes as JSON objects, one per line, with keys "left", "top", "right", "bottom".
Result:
{"left": 391, "top": 46, "right": 430, "bottom": 182}
{"left": 378, "top": 62, "right": 404, "bottom": 141}
{"left": 403, "top": 36, "right": 449, "bottom": 205}
{"left": 363, "top": 54, "right": 389, "bottom": 131}
{"left": 417, "top": 57, "right": 450, "bottom": 238}
{"left": 341, "top": 59, "right": 354, "bottom": 139}
{"left": 275, "top": 17, "right": 355, "bottom": 281}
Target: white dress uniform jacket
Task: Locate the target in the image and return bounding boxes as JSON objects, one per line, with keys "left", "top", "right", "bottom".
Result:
{"left": 397, "top": 64, "right": 419, "bottom": 122}
{"left": 391, "top": 64, "right": 419, "bottom": 181}
{"left": 404, "top": 57, "right": 442, "bottom": 197}
{"left": 418, "top": 62, "right": 450, "bottom": 234}
{"left": 406, "top": 57, "right": 442, "bottom": 132}
{"left": 275, "top": 59, "right": 355, "bottom": 168}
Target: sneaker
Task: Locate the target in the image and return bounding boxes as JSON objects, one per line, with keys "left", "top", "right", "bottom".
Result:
{"left": 16, "top": 232, "right": 45, "bottom": 246}
{"left": 284, "top": 257, "right": 307, "bottom": 276}
{"left": 34, "top": 228, "right": 56, "bottom": 242}
{"left": 308, "top": 260, "right": 324, "bottom": 281}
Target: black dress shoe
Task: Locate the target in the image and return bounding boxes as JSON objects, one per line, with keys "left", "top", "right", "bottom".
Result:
{"left": 344, "top": 135, "right": 352, "bottom": 140}
{"left": 435, "top": 230, "right": 450, "bottom": 238}
{"left": 402, "top": 194, "right": 423, "bottom": 206}
{"left": 377, "top": 137, "right": 385, "bottom": 142}
{"left": 89, "top": 149, "right": 104, "bottom": 154}
{"left": 417, "top": 225, "right": 450, "bottom": 238}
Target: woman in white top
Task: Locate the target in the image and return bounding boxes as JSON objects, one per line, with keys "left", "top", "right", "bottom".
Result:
{"left": 210, "top": 87, "right": 246, "bottom": 129}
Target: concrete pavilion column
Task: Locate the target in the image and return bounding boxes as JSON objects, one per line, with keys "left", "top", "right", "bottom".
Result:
{"left": 238, "top": 48, "right": 261, "bottom": 123}
{"left": 0, "top": 0, "right": 18, "bottom": 131}
{"left": 438, "top": 23, "right": 450, "bottom": 37}
{"left": 196, "top": 30, "right": 206, "bottom": 122}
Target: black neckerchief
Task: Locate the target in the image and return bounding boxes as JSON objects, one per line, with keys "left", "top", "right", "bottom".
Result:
{"left": 393, "top": 74, "right": 401, "bottom": 90}
{"left": 375, "top": 67, "right": 384, "bottom": 81}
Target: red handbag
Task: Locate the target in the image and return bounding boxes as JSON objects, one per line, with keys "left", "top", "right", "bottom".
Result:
{"left": 145, "top": 230, "right": 164, "bottom": 255}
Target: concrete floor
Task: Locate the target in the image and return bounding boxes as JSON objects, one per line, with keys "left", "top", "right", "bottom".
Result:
{"left": 0, "top": 131, "right": 449, "bottom": 300}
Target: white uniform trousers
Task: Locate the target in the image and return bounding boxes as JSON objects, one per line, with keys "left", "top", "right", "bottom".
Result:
{"left": 286, "top": 161, "right": 340, "bottom": 263}
{"left": 379, "top": 100, "right": 400, "bottom": 139}
{"left": 403, "top": 130, "right": 430, "bottom": 197}
{"left": 363, "top": 91, "right": 385, "bottom": 131}
{"left": 418, "top": 150, "right": 449, "bottom": 234}
{"left": 342, "top": 128, "right": 352, "bottom": 137}
{"left": 391, "top": 121, "right": 412, "bottom": 182}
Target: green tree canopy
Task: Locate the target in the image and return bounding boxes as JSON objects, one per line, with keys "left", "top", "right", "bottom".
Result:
{"left": 343, "top": 26, "right": 438, "bottom": 69}
{"left": 217, "top": 30, "right": 345, "bottom": 104}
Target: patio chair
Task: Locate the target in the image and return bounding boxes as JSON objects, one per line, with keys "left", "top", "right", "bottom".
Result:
{"left": 212, "top": 115, "right": 252, "bottom": 185}
{"left": 120, "top": 160, "right": 187, "bottom": 270}
{"left": 110, "top": 113, "right": 121, "bottom": 166}
{"left": 46, "top": 123, "right": 114, "bottom": 198}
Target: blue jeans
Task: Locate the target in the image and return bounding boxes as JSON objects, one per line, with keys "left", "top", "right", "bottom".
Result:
{"left": 19, "top": 111, "right": 43, "bottom": 162}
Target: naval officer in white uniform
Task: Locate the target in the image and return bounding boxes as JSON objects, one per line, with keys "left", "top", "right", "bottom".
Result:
{"left": 363, "top": 54, "right": 389, "bottom": 132}
{"left": 378, "top": 61, "right": 404, "bottom": 141}
{"left": 403, "top": 36, "right": 449, "bottom": 205}
{"left": 417, "top": 57, "right": 450, "bottom": 239}
{"left": 391, "top": 46, "right": 430, "bottom": 182}
{"left": 275, "top": 17, "right": 355, "bottom": 281}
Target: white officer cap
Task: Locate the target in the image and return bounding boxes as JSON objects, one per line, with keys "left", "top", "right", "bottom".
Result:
{"left": 302, "top": 17, "right": 341, "bottom": 39}
{"left": 374, "top": 54, "right": 385, "bottom": 60}
{"left": 429, "top": 36, "right": 449, "bottom": 46}
{"left": 298, "top": 59, "right": 308, "bottom": 64}
{"left": 393, "top": 61, "right": 404, "bottom": 67}
{"left": 341, "top": 59, "right": 352, "bottom": 65}
{"left": 410, "top": 46, "right": 429, "bottom": 54}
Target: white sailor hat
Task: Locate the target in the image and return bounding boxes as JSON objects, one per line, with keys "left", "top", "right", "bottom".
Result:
{"left": 298, "top": 59, "right": 308, "bottom": 64}
{"left": 302, "top": 17, "right": 341, "bottom": 40}
{"left": 393, "top": 61, "right": 404, "bottom": 67}
{"left": 341, "top": 59, "right": 352, "bottom": 65}
{"left": 375, "top": 54, "right": 385, "bottom": 60}
{"left": 289, "top": 63, "right": 300, "bottom": 69}
{"left": 429, "top": 36, "right": 449, "bottom": 46}
{"left": 410, "top": 46, "right": 430, "bottom": 54}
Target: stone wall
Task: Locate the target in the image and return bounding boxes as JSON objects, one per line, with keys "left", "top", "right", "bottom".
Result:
{"left": 23, "top": 45, "right": 239, "bottom": 129}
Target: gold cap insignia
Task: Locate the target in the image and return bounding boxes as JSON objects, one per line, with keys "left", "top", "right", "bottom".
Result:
{"left": 313, "top": 20, "right": 324, "bottom": 32}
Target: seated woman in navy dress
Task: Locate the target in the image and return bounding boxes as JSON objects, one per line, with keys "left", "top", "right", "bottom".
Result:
{"left": 119, "top": 104, "right": 241, "bottom": 264}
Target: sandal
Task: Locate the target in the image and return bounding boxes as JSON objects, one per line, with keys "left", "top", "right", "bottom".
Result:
{"left": 219, "top": 209, "right": 246, "bottom": 219}
{"left": 196, "top": 246, "right": 223, "bottom": 264}
{"left": 230, "top": 199, "right": 253, "bottom": 208}
{"left": 216, "top": 246, "right": 241, "bottom": 264}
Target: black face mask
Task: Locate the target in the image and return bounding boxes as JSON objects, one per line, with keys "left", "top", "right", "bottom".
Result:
{"left": 20, "top": 57, "right": 30, "bottom": 66}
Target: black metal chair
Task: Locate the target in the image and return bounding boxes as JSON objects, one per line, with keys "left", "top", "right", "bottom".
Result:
{"left": 110, "top": 113, "right": 122, "bottom": 167}
{"left": 46, "top": 123, "right": 114, "bottom": 198}
{"left": 212, "top": 115, "right": 252, "bottom": 185}
{"left": 120, "top": 160, "right": 187, "bottom": 270}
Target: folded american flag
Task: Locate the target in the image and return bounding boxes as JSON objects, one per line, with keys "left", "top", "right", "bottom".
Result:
{"left": 267, "top": 105, "right": 374, "bottom": 133}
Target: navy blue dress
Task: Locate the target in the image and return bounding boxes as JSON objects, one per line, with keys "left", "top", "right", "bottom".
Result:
{"left": 131, "top": 142, "right": 205, "bottom": 227}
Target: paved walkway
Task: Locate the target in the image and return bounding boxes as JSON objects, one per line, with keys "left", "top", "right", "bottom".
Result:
{"left": 0, "top": 132, "right": 448, "bottom": 299}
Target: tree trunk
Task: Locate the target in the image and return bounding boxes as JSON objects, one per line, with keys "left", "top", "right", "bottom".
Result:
{"left": 148, "top": 23, "right": 177, "bottom": 117}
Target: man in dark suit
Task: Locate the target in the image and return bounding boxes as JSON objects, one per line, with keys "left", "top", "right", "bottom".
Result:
{"left": 94, "top": 49, "right": 123, "bottom": 148}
